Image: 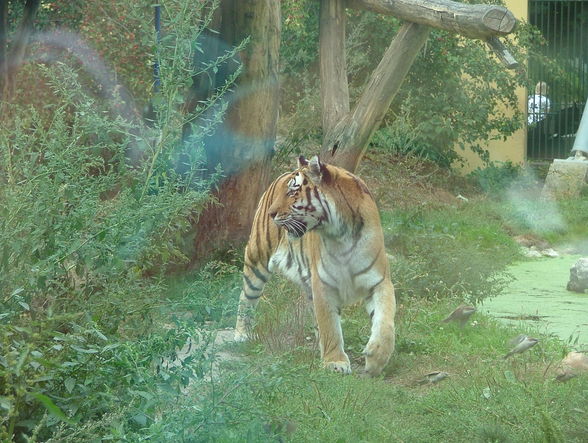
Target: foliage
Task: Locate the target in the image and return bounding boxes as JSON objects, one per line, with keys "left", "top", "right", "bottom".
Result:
{"left": 470, "top": 161, "right": 525, "bottom": 194}
{"left": 371, "top": 112, "right": 455, "bottom": 167}
{"left": 28, "top": 1, "right": 154, "bottom": 105}
{"left": 382, "top": 204, "right": 520, "bottom": 304}
{"left": 280, "top": 0, "right": 532, "bottom": 166}
{"left": 0, "top": 0, "right": 244, "bottom": 440}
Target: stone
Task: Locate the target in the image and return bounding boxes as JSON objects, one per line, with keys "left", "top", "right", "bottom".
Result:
{"left": 541, "top": 248, "right": 559, "bottom": 258}
{"left": 541, "top": 159, "right": 588, "bottom": 200}
{"left": 567, "top": 258, "right": 588, "bottom": 293}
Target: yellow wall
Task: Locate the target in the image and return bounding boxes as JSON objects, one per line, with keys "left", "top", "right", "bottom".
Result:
{"left": 458, "top": 0, "right": 528, "bottom": 172}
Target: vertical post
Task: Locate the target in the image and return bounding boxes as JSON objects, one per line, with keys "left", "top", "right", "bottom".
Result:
{"left": 571, "top": 97, "right": 588, "bottom": 157}
{"left": 319, "top": 0, "right": 349, "bottom": 135}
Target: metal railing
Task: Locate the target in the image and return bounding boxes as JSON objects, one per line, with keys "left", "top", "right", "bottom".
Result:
{"left": 527, "top": 0, "right": 588, "bottom": 160}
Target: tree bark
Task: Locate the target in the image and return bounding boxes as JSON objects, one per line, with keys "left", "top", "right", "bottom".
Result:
{"left": 345, "top": 0, "right": 516, "bottom": 39}
{"left": 321, "top": 22, "right": 430, "bottom": 172}
{"left": 3, "top": 0, "right": 41, "bottom": 97}
{"left": 193, "top": 0, "right": 280, "bottom": 262}
{"left": 319, "top": 0, "right": 349, "bottom": 135}
{"left": 0, "top": 0, "right": 7, "bottom": 91}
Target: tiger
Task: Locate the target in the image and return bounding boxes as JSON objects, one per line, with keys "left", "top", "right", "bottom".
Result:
{"left": 234, "top": 155, "right": 396, "bottom": 377}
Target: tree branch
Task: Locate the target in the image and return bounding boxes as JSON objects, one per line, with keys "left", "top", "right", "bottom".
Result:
{"left": 345, "top": 0, "right": 516, "bottom": 39}
{"left": 485, "top": 35, "right": 518, "bottom": 69}
{"left": 321, "top": 22, "right": 431, "bottom": 171}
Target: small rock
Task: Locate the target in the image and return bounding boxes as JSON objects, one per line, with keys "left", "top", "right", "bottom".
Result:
{"left": 541, "top": 248, "right": 559, "bottom": 258}
{"left": 567, "top": 258, "right": 588, "bottom": 293}
{"left": 523, "top": 247, "right": 543, "bottom": 258}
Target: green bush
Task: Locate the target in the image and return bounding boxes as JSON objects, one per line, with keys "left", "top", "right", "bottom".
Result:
{"left": 382, "top": 204, "right": 520, "bottom": 304}
{"left": 469, "top": 161, "right": 525, "bottom": 194}
{"left": 0, "top": 1, "right": 249, "bottom": 439}
{"left": 280, "top": 0, "right": 532, "bottom": 165}
{"left": 371, "top": 114, "right": 455, "bottom": 167}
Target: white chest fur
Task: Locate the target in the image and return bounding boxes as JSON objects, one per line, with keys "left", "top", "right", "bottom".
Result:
{"left": 269, "top": 230, "right": 384, "bottom": 306}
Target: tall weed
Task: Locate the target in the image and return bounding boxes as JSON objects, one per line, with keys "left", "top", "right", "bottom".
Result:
{"left": 383, "top": 204, "right": 520, "bottom": 304}
{"left": 0, "top": 0, "right": 247, "bottom": 440}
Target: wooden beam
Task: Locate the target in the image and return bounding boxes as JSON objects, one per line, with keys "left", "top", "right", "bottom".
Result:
{"left": 485, "top": 35, "right": 518, "bottom": 70}
{"left": 345, "top": 0, "right": 516, "bottom": 39}
{"left": 321, "top": 22, "right": 431, "bottom": 171}
{"left": 319, "top": 0, "right": 350, "bottom": 134}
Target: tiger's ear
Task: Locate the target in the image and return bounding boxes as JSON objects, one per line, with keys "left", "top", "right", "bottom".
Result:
{"left": 308, "top": 155, "right": 323, "bottom": 184}
{"left": 297, "top": 156, "right": 309, "bottom": 168}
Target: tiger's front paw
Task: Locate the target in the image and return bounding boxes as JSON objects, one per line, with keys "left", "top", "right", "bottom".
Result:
{"left": 363, "top": 340, "right": 393, "bottom": 377}
{"left": 324, "top": 359, "right": 352, "bottom": 375}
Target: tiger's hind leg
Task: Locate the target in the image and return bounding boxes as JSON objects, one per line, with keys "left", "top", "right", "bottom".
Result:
{"left": 234, "top": 263, "right": 271, "bottom": 342}
{"left": 363, "top": 278, "right": 396, "bottom": 377}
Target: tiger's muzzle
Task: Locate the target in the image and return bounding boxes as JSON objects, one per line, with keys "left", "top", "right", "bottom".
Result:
{"left": 272, "top": 215, "right": 308, "bottom": 238}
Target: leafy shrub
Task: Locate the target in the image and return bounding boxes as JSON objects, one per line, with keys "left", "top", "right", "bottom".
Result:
{"left": 382, "top": 204, "right": 520, "bottom": 304}
{"left": 0, "top": 0, "right": 248, "bottom": 440}
{"left": 371, "top": 113, "right": 455, "bottom": 167}
{"left": 469, "top": 161, "right": 525, "bottom": 194}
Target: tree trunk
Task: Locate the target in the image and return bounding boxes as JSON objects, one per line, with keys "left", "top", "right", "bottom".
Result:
{"left": 319, "top": 0, "right": 349, "bottom": 134}
{"left": 321, "top": 22, "right": 430, "bottom": 172}
{"left": 2, "top": 0, "right": 40, "bottom": 97}
{"left": 318, "top": 0, "right": 518, "bottom": 172}
{"left": 0, "top": 0, "right": 7, "bottom": 92}
{"left": 346, "top": 0, "right": 516, "bottom": 39}
{"left": 193, "top": 0, "right": 280, "bottom": 262}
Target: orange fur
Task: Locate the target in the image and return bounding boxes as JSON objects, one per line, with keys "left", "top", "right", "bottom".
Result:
{"left": 234, "top": 156, "right": 396, "bottom": 376}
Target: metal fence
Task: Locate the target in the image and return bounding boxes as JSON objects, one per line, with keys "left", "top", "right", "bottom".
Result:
{"left": 527, "top": 0, "right": 588, "bottom": 160}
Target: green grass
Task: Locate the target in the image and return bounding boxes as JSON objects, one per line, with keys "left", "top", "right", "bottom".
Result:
{"left": 229, "top": 293, "right": 587, "bottom": 442}
{"left": 214, "top": 193, "right": 588, "bottom": 442}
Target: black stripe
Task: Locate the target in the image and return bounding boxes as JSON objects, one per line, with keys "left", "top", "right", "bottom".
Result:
{"left": 247, "top": 257, "right": 270, "bottom": 275}
{"left": 352, "top": 248, "right": 382, "bottom": 279}
{"left": 247, "top": 264, "right": 268, "bottom": 283}
{"left": 367, "top": 276, "right": 385, "bottom": 296}
{"left": 319, "top": 276, "right": 338, "bottom": 290}
{"left": 243, "top": 275, "right": 261, "bottom": 292}
{"left": 265, "top": 220, "right": 273, "bottom": 252}
{"left": 335, "top": 183, "right": 355, "bottom": 214}
{"left": 298, "top": 238, "right": 309, "bottom": 271}
{"left": 370, "top": 310, "right": 375, "bottom": 320}
{"left": 313, "top": 187, "right": 330, "bottom": 222}
{"left": 341, "top": 234, "right": 360, "bottom": 256}
{"left": 259, "top": 178, "right": 282, "bottom": 261}
{"left": 245, "top": 293, "right": 261, "bottom": 300}
{"left": 319, "top": 261, "right": 338, "bottom": 286}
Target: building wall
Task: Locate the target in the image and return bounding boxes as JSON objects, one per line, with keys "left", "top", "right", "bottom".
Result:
{"left": 458, "top": 0, "right": 528, "bottom": 173}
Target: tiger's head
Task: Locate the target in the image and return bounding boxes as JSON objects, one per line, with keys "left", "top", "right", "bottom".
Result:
{"left": 268, "top": 155, "right": 330, "bottom": 239}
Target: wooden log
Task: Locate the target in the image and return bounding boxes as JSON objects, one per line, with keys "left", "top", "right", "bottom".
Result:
{"left": 319, "top": 0, "right": 350, "bottom": 134}
{"left": 485, "top": 35, "right": 518, "bottom": 70}
{"left": 321, "top": 22, "right": 431, "bottom": 172}
{"left": 345, "top": 0, "right": 516, "bottom": 39}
